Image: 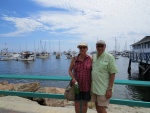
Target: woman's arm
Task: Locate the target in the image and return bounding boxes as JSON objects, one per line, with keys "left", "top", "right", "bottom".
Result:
{"left": 68, "top": 58, "right": 76, "bottom": 84}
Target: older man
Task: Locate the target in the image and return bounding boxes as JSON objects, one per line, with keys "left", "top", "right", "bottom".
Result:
{"left": 91, "top": 40, "right": 118, "bottom": 113}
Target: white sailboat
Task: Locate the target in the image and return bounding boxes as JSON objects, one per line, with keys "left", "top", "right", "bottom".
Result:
{"left": 114, "top": 38, "right": 119, "bottom": 59}
{"left": 0, "top": 45, "right": 21, "bottom": 60}
{"left": 56, "top": 52, "right": 61, "bottom": 59}
{"left": 37, "top": 52, "right": 50, "bottom": 59}
{"left": 37, "top": 41, "right": 50, "bottom": 59}
{"left": 56, "top": 40, "right": 61, "bottom": 59}
{"left": 0, "top": 47, "right": 10, "bottom": 57}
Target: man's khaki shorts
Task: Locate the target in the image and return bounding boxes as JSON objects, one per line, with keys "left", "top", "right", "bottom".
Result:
{"left": 91, "top": 93, "right": 110, "bottom": 106}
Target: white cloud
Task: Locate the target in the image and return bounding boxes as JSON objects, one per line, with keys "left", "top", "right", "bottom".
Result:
{"left": 0, "top": 16, "right": 49, "bottom": 37}
{"left": 1, "top": 0, "right": 150, "bottom": 50}
{"left": 33, "top": 0, "right": 150, "bottom": 38}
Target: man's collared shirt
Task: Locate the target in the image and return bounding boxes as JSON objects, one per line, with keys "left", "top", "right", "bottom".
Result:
{"left": 92, "top": 52, "right": 118, "bottom": 95}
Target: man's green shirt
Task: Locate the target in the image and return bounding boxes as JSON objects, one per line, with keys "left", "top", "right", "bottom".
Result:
{"left": 91, "top": 52, "right": 118, "bottom": 95}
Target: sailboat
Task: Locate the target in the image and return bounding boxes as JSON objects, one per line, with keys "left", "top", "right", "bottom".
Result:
{"left": 37, "top": 52, "right": 50, "bottom": 59}
{"left": 0, "top": 44, "right": 21, "bottom": 61}
{"left": 56, "top": 40, "right": 61, "bottom": 59}
{"left": 114, "top": 38, "right": 119, "bottom": 59}
{"left": 37, "top": 41, "right": 50, "bottom": 59}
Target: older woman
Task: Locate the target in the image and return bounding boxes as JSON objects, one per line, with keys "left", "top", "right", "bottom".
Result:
{"left": 68, "top": 42, "right": 92, "bottom": 113}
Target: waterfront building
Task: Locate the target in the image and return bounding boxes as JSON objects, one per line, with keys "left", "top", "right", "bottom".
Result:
{"left": 129, "top": 36, "right": 150, "bottom": 80}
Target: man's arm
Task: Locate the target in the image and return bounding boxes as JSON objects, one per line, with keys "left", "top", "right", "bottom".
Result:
{"left": 108, "top": 73, "right": 115, "bottom": 90}
{"left": 105, "top": 55, "right": 118, "bottom": 99}
{"left": 105, "top": 73, "right": 115, "bottom": 99}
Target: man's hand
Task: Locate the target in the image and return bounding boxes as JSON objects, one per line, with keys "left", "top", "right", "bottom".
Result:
{"left": 105, "top": 90, "right": 112, "bottom": 99}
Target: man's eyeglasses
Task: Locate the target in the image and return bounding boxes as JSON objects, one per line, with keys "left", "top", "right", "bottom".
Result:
{"left": 79, "top": 46, "right": 87, "bottom": 49}
{"left": 96, "top": 45, "right": 104, "bottom": 48}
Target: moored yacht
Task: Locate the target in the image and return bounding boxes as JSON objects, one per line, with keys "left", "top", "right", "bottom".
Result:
{"left": 17, "top": 51, "right": 36, "bottom": 61}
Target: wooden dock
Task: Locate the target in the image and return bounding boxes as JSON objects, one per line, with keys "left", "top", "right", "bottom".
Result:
{"left": 128, "top": 52, "right": 150, "bottom": 80}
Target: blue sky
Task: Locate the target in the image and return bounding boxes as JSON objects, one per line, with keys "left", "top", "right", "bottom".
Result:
{"left": 0, "top": 0, "right": 150, "bottom": 52}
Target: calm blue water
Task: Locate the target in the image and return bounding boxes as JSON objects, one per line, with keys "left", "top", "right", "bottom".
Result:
{"left": 0, "top": 55, "right": 149, "bottom": 101}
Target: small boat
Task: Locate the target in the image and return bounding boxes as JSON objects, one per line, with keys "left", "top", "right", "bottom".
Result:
{"left": 65, "top": 50, "right": 73, "bottom": 59}
{"left": 37, "top": 52, "right": 50, "bottom": 59}
{"left": 121, "top": 51, "right": 130, "bottom": 57}
{"left": 0, "top": 48, "right": 9, "bottom": 57}
{"left": 66, "top": 54, "right": 72, "bottom": 59}
{"left": 0, "top": 57, "right": 12, "bottom": 61}
{"left": 53, "top": 52, "right": 56, "bottom": 55}
{"left": 114, "top": 55, "right": 119, "bottom": 59}
{"left": 56, "top": 52, "right": 61, "bottom": 59}
{"left": 63, "top": 51, "right": 67, "bottom": 55}
{"left": 90, "top": 51, "right": 97, "bottom": 56}
{"left": 72, "top": 51, "right": 77, "bottom": 55}
{"left": 9, "top": 53, "right": 21, "bottom": 60}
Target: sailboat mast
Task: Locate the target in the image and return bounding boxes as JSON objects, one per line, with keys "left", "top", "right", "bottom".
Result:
{"left": 38, "top": 42, "right": 39, "bottom": 52}
{"left": 115, "top": 37, "right": 117, "bottom": 54}
{"left": 53, "top": 44, "right": 54, "bottom": 53}
{"left": 40, "top": 40, "right": 43, "bottom": 52}
{"left": 19, "top": 44, "right": 21, "bottom": 53}
{"left": 49, "top": 40, "right": 51, "bottom": 53}
{"left": 26, "top": 43, "right": 27, "bottom": 51}
{"left": 34, "top": 41, "right": 36, "bottom": 52}
{"left": 59, "top": 40, "right": 60, "bottom": 52}
{"left": 44, "top": 41, "right": 46, "bottom": 52}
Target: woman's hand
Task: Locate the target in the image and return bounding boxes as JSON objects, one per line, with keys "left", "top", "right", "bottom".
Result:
{"left": 71, "top": 78, "right": 77, "bottom": 85}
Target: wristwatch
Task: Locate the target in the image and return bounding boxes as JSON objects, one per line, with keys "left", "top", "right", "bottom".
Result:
{"left": 107, "top": 87, "right": 112, "bottom": 91}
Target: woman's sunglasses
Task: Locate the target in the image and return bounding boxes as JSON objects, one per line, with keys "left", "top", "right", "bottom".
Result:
{"left": 79, "top": 46, "right": 87, "bottom": 49}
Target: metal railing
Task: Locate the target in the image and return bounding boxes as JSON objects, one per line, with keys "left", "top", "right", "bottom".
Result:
{"left": 0, "top": 75, "right": 150, "bottom": 108}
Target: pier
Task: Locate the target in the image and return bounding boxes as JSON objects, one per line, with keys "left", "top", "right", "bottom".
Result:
{"left": 128, "top": 36, "right": 150, "bottom": 80}
{"left": 128, "top": 52, "right": 150, "bottom": 80}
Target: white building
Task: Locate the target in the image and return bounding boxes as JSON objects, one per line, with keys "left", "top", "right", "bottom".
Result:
{"left": 132, "top": 36, "right": 150, "bottom": 53}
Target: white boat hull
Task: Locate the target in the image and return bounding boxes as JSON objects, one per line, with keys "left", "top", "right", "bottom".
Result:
{"left": 17, "top": 58, "right": 35, "bottom": 61}
{"left": 37, "top": 55, "right": 50, "bottom": 59}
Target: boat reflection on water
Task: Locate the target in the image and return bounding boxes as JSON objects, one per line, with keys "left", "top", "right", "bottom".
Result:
{"left": 22, "top": 61, "right": 34, "bottom": 70}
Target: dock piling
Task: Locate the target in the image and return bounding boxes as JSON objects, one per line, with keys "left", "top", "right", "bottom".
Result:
{"left": 128, "top": 59, "right": 131, "bottom": 75}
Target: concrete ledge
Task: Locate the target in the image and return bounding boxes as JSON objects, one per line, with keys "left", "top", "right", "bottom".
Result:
{"left": 0, "top": 96, "right": 150, "bottom": 113}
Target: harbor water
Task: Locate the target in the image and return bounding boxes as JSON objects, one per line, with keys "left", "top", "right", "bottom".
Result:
{"left": 0, "top": 54, "right": 150, "bottom": 102}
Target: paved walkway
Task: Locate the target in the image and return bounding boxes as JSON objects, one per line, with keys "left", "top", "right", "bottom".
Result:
{"left": 0, "top": 96, "right": 95, "bottom": 113}
{"left": 0, "top": 101, "right": 96, "bottom": 113}
{"left": 0, "top": 96, "right": 150, "bottom": 113}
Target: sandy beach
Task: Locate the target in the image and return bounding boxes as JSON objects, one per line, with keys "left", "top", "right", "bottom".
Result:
{"left": 0, "top": 96, "right": 150, "bottom": 113}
